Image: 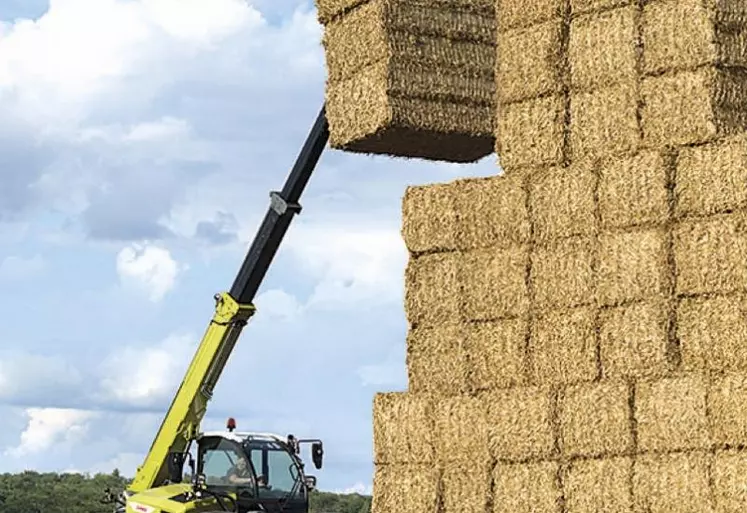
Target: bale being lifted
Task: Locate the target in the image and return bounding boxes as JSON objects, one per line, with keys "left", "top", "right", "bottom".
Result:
{"left": 317, "top": 0, "right": 496, "bottom": 162}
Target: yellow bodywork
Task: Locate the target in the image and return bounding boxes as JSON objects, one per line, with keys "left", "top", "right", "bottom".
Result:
{"left": 125, "top": 483, "right": 236, "bottom": 513}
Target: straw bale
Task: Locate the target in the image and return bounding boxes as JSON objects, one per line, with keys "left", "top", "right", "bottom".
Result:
{"left": 560, "top": 381, "right": 633, "bottom": 458}
{"left": 678, "top": 294, "right": 747, "bottom": 373}
{"left": 485, "top": 385, "right": 555, "bottom": 461}
{"left": 531, "top": 306, "right": 598, "bottom": 386}
{"left": 373, "top": 392, "right": 434, "bottom": 464}
{"left": 406, "top": 324, "right": 470, "bottom": 395}
{"left": 641, "top": 67, "right": 747, "bottom": 148}
{"left": 673, "top": 212, "right": 747, "bottom": 297}
{"left": 497, "top": 19, "right": 564, "bottom": 104}
{"left": 642, "top": 0, "right": 747, "bottom": 76}
{"left": 317, "top": 0, "right": 496, "bottom": 27}
{"left": 565, "top": 457, "right": 633, "bottom": 513}
{"left": 675, "top": 133, "right": 747, "bottom": 218}
{"left": 433, "top": 396, "right": 488, "bottom": 464}
{"left": 710, "top": 373, "right": 747, "bottom": 447}
{"left": 371, "top": 464, "right": 439, "bottom": 513}
{"left": 461, "top": 245, "right": 529, "bottom": 321}
{"left": 497, "top": 0, "right": 564, "bottom": 31}
{"left": 442, "top": 461, "right": 491, "bottom": 513}
{"left": 530, "top": 162, "right": 596, "bottom": 242}
{"left": 401, "top": 182, "right": 458, "bottom": 254}
{"left": 633, "top": 451, "right": 713, "bottom": 513}
{"left": 570, "top": 83, "right": 640, "bottom": 161}
{"left": 495, "top": 94, "right": 566, "bottom": 170}
{"left": 599, "top": 150, "right": 669, "bottom": 230}
{"left": 597, "top": 227, "right": 669, "bottom": 307}
{"left": 493, "top": 460, "right": 561, "bottom": 513}
{"left": 404, "top": 252, "right": 460, "bottom": 327}
{"left": 635, "top": 374, "right": 709, "bottom": 452}
{"left": 571, "top": 0, "right": 633, "bottom": 17}
{"left": 453, "top": 173, "right": 530, "bottom": 251}
{"left": 712, "top": 450, "right": 747, "bottom": 513}
{"left": 599, "top": 300, "right": 670, "bottom": 380}
{"left": 569, "top": 6, "right": 638, "bottom": 92}
{"left": 465, "top": 319, "right": 527, "bottom": 391}
{"left": 532, "top": 236, "right": 595, "bottom": 310}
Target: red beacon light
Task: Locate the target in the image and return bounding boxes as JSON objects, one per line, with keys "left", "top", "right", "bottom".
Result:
{"left": 227, "top": 417, "right": 237, "bottom": 432}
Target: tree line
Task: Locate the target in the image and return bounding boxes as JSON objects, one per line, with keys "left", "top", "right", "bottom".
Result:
{"left": 0, "top": 471, "right": 371, "bottom": 513}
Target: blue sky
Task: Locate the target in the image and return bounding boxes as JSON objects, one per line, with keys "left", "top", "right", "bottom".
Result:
{"left": 0, "top": 0, "right": 497, "bottom": 494}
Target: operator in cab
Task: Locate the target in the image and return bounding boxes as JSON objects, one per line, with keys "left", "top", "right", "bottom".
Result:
{"left": 226, "top": 457, "right": 254, "bottom": 486}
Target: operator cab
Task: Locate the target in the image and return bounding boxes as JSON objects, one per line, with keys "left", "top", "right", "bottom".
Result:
{"left": 194, "top": 419, "right": 323, "bottom": 513}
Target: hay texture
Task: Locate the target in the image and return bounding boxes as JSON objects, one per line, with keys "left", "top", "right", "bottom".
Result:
{"left": 441, "top": 462, "right": 491, "bottom": 513}
{"left": 709, "top": 372, "right": 747, "bottom": 448}
{"left": 493, "top": 461, "right": 562, "bottom": 513}
{"left": 633, "top": 451, "right": 713, "bottom": 513}
{"left": 571, "top": 0, "right": 632, "bottom": 17}
{"left": 675, "top": 133, "right": 747, "bottom": 219}
{"left": 559, "top": 381, "right": 633, "bottom": 458}
{"left": 405, "top": 252, "right": 460, "bottom": 327}
{"left": 532, "top": 236, "right": 595, "bottom": 310}
{"left": 678, "top": 294, "right": 747, "bottom": 374}
{"left": 465, "top": 319, "right": 527, "bottom": 391}
{"left": 642, "top": 0, "right": 747, "bottom": 76}
{"left": 497, "top": 0, "right": 564, "bottom": 31}
{"left": 406, "top": 324, "right": 470, "bottom": 395}
{"left": 712, "top": 450, "right": 747, "bottom": 512}
{"left": 433, "top": 396, "right": 488, "bottom": 464}
{"left": 641, "top": 67, "right": 747, "bottom": 148}
{"left": 321, "top": 0, "right": 496, "bottom": 162}
{"left": 373, "top": 392, "right": 433, "bottom": 464}
{"left": 564, "top": 457, "right": 633, "bottom": 513}
{"left": 401, "top": 182, "right": 459, "bottom": 254}
{"left": 371, "top": 464, "right": 439, "bottom": 513}
{"left": 634, "top": 374, "right": 709, "bottom": 453}
{"left": 673, "top": 212, "right": 747, "bottom": 297}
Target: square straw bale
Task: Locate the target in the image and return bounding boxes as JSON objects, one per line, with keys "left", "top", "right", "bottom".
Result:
{"left": 675, "top": 133, "right": 747, "bottom": 218}
{"left": 597, "top": 227, "right": 669, "bottom": 307}
{"left": 565, "top": 457, "right": 633, "bottom": 513}
{"left": 442, "top": 461, "right": 492, "bottom": 513}
{"left": 532, "top": 236, "right": 595, "bottom": 310}
{"left": 599, "top": 150, "right": 669, "bottom": 230}
{"left": 497, "top": 19, "right": 564, "bottom": 104}
{"left": 710, "top": 372, "right": 747, "bottom": 447}
{"left": 569, "top": 6, "right": 638, "bottom": 92}
{"left": 484, "top": 385, "right": 555, "bottom": 461}
{"left": 673, "top": 213, "right": 747, "bottom": 296}
{"left": 433, "top": 395, "right": 489, "bottom": 464}
{"left": 642, "top": 0, "right": 747, "bottom": 76}
{"left": 570, "top": 83, "right": 640, "bottom": 161}
{"left": 571, "top": 0, "right": 633, "bottom": 17}
{"left": 495, "top": 94, "right": 566, "bottom": 170}
{"left": 712, "top": 450, "right": 747, "bottom": 513}
{"left": 405, "top": 251, "right": 460, "bottom": 327}
{"left": 465, "top": 318, "right": 527, "bottom": 391}
{"left": 406, "top": 324, "right": 470, "bottom": 395}
{"left": 373, "top": 392, "right": 434, "bottom": 464}
{"left": 531, "top": 306, "right": 598, "bottom": 386}
{"left": 560, "top": 380, "right": 633, "bottom": 458}
{"left": 453, "top": 172, "right": 530, "bottom": 252}
{"left": 635, "top": 374, "right": 709, "bottom": 452}
{"left": 641, "top": 67, "right": 747, "bottom": 148}
{"left": 493, "top": 460, "right": 562, "bottom": 513}
{"left": 496, "top": 0, "right": 564, "bottom": 31}
{"left": 371, "top": 463, "right": 439, "bottom": 513}
{"left": 530, "top": 162, "right": 596, "bottom": 242}
{"left": 401, "top": 182, "right": 458, "bottom": 254}
{"left": 633, "top": 451, "right": 713, "bottom": 513}
{"left": 599, "top": 299, "right": 670, "bottom": 380}
{"left": 678, "top": 294, "right": 747, "bottom": 373}
{"left": 460, "top": 245, "right": 530, "bottom": 321}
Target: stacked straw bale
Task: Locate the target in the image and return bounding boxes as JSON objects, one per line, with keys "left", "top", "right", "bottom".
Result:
{"left": 316, "top": 0, "right": 496, "bottom": 162}
{"left": 368, "top": 0, "right": 747, "bottom": 510}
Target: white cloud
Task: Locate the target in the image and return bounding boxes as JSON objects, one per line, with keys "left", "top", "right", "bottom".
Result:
{"left": 255, "top": 288, "right": 303, "bottom": 321}
{"left": 89, "top": 451, "right": 144, "bottom": 476}
{"left": 0, "top": 352, "right": 82, "bottom": 401}
{"left": 116, "top": 243, "right": 184, "bottom": 301}
{"left": 334, "top": 482, "right": 373, "bottom": 495}
{"left": 0, "top": 254, "right": 45, "bottom": 280}
{"left": 5, "top": 407, "right": 98, "bottom": 457}
{"left": 98, "top": 333, "right": 196, "bottom": 408}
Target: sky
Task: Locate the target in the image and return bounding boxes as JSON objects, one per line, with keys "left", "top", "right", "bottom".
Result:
{"left": 0, "top": 0, "right": 499, "bottom": 495}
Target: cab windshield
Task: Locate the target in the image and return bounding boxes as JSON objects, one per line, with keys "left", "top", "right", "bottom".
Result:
{"left": 243, "top": 439, "right": 303, "bottom": 498}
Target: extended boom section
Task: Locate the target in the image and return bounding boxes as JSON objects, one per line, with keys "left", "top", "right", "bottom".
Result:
{"left": 127, "top": 105, "right": 330, "bottom": 495}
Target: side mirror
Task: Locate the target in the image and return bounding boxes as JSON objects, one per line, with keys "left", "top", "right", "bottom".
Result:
{"left": 304, "top": 475, "right": 317, "bottom": 490}
{"left": 311, "top": 442, "right": 323, "bottom": 470}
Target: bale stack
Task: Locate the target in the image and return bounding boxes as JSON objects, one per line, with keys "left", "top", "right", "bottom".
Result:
{"left": 368, "top": 0, "right": 747, "bottom": 511}
{"left": 316, "top": 0, "right": 497, "bottom": 162}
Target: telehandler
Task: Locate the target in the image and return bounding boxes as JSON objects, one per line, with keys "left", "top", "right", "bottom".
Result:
{"left": 104, "top": 105, "right": 331, "bottom": 513}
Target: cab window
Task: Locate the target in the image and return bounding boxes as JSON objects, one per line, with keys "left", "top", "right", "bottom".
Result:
{"left": 200, "top": 439, "right": 246, "bottom": 486}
